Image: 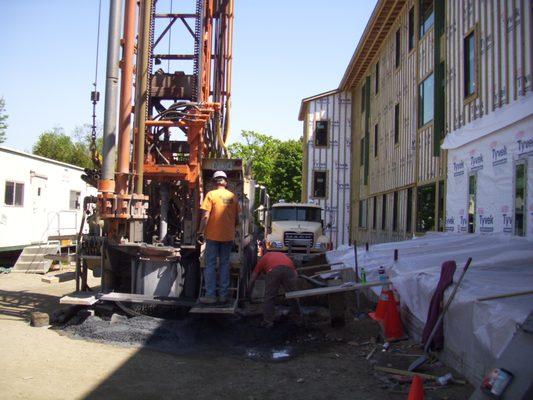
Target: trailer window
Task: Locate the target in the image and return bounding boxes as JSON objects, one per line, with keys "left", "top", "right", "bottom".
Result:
{"left": 69, "top": 190, "right": 81, "bottom": 210}
{"left": 271, "top": 207, "right": 322, "bottom": 223}
{"left": 4, "top": 181, "right": 24, "bottom": 206}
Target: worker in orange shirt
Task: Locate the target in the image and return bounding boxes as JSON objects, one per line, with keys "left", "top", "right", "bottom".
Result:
{"left": 248, "top": 251, "right": 302, "bottom": 328}
{"left": 197, "top": 171, "right": 239, "bottom": 304}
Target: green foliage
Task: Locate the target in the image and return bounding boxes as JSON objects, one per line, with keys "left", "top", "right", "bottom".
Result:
{"left": 229, "top": 130, "right": 302, "bottom": 203}
{"left": 0, "top": 97, "right": 8, "bottom": 144}
{"left": 32, "top": 124, "right": 102, "bottom": 169}
{"left": 270, "top": 139, "right": 302, "bottom": 203}
{"left": 229, "top": 131, "right": 280, "bottom": 190}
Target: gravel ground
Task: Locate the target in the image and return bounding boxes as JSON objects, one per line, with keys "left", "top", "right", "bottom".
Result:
{"left": 1, "top": 272, "right": 474, "bottom": 400}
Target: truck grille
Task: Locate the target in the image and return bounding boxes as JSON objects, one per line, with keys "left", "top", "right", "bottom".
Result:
{"left": 284, "top": 232, "right": 314, "bottom": 248}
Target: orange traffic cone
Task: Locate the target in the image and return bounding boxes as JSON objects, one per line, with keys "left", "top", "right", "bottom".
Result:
{"left": 369, "top": 289, "right": 391, "bottom": 321}
{"left": 383, "top": 290, "right": 405, "bottom": 340}
{"left": 407, "top": 375, "right": 424, "bottom": 399}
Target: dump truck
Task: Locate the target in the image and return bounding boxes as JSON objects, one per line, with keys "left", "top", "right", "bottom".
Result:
{"left": 264, "top": 202, "right": 332, "bottom": 260}
{"left": 67, "top": 0, "right": 266, "bottom": 314}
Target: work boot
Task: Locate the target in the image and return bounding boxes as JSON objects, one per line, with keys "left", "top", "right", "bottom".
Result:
{"left": 199, "top": 296, "right": 217, "bottom": 305}
{"left": 218, "top": 295, "right": 229, "bottom": 304}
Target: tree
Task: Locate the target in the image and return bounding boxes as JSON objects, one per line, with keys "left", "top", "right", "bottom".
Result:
{"left": 270, "top": 139, "right": 302, "bottom": 203}
{"left": 0, "top": 97, "right": 8, "bottom": 144}
{"left": 229, "top": 130, "right": 281, "bottom": 190}
{"left": 32, "top": 124, "right": 102, "bottom": 169}
{"left": 228, "top": 130, "right": 302, "bottom": 203}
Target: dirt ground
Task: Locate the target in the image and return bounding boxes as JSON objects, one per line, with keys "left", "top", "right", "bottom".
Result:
{"left": 0, "top": 270, "right": 474, "bottom": 400}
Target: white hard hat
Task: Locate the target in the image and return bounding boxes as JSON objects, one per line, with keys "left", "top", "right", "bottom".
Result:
{"left": 213, "top": 170, "right": 228, "bottom": 179}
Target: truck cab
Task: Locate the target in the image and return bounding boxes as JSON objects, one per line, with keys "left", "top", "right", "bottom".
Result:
{"left": 264, "top": 202, "right": 331, "bottom": 255}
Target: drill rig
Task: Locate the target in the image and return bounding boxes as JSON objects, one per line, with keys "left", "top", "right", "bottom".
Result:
{"left": 76, "top": 0, "right": 258, "bottom": 312}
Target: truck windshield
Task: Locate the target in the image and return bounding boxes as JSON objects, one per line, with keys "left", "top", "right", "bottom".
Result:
{"left": 271, "top": 207, "right": 322, "bottom": 223}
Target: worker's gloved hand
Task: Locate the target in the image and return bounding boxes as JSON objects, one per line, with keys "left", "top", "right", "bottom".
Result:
{"left": 196, "top": 233, "right": 206, "bottom": 245}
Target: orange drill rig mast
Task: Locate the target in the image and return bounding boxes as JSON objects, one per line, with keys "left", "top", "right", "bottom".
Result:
{"left": 80, "top": 0, "right": 243, "bottom": 308}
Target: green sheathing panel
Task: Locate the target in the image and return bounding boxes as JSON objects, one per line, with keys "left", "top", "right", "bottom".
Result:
{"left": 364, "top": 76, "right": 371, "bottom": 185}
{"left": 433, "top": 0, "right": 445, "bottom": 156}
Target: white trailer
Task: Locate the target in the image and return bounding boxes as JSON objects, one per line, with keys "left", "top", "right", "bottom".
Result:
{"left": 0, "top": 146, "right": 97, "bottom": 260}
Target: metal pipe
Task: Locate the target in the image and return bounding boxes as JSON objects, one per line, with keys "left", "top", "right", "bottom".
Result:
{"left": 100, "top": 0, "right": 123, "bottom": 190}
{"left": 159, "top": 184, "right": 169, "bottom": 244}
{"left": 134, "top": 0, "right": 152, "bottom": 194}
{"left": 116, "top": 0, "right": 137, "bottom": 195}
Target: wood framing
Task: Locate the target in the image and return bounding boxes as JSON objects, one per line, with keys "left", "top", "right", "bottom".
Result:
{"left": 299, "top": 90, "right": 352, "bottom": 248}
{"left": 345, "top": 0, "right": 444, "bottom": 244}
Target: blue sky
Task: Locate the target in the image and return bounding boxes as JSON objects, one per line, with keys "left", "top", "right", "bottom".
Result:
{"left": 0, "top": 0, "right": 376, "bottom": 151}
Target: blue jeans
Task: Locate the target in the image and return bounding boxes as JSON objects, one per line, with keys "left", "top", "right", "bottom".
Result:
{"left": 204, "top": 239, "right": 233, "bottom": 298}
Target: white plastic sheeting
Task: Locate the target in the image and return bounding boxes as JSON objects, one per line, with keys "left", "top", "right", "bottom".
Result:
{"left": 445, "top": 114, "right": 533, "bottom": 237}
{"left": 441, "top": 93, "right": 533, "bottom": 150}
{"left": 326, "top": 233, "right": 533, "bottom": 381}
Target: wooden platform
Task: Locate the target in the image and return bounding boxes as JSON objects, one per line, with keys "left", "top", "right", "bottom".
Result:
{"left": 189, "top": 300, "right": 237, "bottom": 314}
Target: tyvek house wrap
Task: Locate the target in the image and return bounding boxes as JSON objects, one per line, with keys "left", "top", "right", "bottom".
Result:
{"left": 442, "top": 93, "right": 533, "bottom": 237}
{"left": 325, "top": 233, "right": 533, "bottom": 384}
{"left": 444, "top": 114, "right": 533, "bottom": 236}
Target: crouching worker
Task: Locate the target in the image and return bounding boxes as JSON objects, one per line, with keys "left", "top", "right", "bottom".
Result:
{"left": 248, "top": 251, "right": 302, "bottom": 328}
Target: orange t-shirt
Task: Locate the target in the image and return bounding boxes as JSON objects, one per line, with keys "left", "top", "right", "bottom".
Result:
{"left": 201, "top": 187, "right": 239, "bottom": 241}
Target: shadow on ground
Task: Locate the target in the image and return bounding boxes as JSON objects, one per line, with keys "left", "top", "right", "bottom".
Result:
{"left": 0, "top": 289, "right": 61, "bottom": 320}
{"left": 70, "top": 311, "right": 400, "bottom": 400}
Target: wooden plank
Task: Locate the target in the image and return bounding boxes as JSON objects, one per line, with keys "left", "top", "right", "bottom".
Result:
{"left": 296, "top": 262, "right": 344, "bottom": 273}
{"left": 60, "top": 293, "right": 98, "bottom": 306}
{"left": 375, "top": 366, "right": 467, "bottom": 385}
{"left": 42, "top": 272, "right": 75, "bottom": 284}
{"left": 477, "top": 290, "right": 533, "bottom": 302}
{"left": 99, "top": 292, "right": 195, "bottom": 307}
{"left": 285, "top": 280, "right": 391, "bottom": 299}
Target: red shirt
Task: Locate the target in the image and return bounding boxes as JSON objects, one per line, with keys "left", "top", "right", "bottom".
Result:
{"left": 252, "top": 251, "right": 295, "bottom": 276}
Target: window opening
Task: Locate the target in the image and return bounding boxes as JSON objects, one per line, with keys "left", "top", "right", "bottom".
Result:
{"left": 468, "top": 174, "right": 477, "bottom": 233}
{"left": 514, "top": 163, "right": 526, "bottom": 236}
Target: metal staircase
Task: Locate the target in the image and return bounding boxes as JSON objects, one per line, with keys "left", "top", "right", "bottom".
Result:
{"left": 11, "top": 243, "right": 61, "bottom": 273}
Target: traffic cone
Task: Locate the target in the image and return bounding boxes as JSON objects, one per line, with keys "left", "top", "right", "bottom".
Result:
{"left": 407, "top": 375, "right": 424, "bottom": 400}
{"left": 383, "top": 290, "right": 405, "bottom": 341}
{"left": 369, "top": 289, "right": 391, "bottom": 321}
